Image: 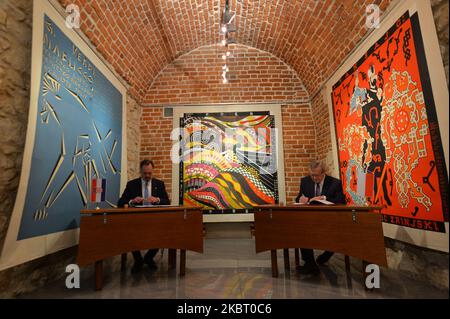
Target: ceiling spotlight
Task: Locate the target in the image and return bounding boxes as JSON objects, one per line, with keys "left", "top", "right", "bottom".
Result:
{"left": 220, "top": 0, "right": 235, "bottom": 85}
{"left": 222, "top": 71, "right": 228, "bottom": 84}
{"left": 227, "top": 13, "right": 236, "bottom": 24}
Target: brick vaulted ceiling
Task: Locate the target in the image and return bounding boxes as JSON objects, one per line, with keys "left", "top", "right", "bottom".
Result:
{"left": 58, "top": 0, "right": 392, "bottom": 103}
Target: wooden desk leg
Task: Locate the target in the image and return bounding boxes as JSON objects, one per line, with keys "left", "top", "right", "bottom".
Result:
{"left": 345, "top": 255, "right": 350, "bottom": 273}
{"left": 283, "top": 249, "right": 290, "bottom": 270}
{"left": 95, "top": 260, "right": 103, "bottom": 291}
{"left": 294, "top": 249, "right": 300, "bottom": 267}
{"left": 271, "top": 250, "right": 278, "bottom": 278}
{"left": 121, "top": 253, "right": 127, "bottom": 271}
{"left": 168, "top": 249, "right": 176, "bottom": 269}
{"left": 180, "top": 249, "right": 186, "bottom": 277}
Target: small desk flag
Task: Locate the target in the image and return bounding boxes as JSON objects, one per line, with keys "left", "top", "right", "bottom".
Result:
{"left": 91, "top": 178, "right": 106, "bottom": 203}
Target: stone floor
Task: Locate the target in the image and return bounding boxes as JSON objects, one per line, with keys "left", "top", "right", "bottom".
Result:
{"left": 21, "top": 239, "right": 449, "bottom": 299}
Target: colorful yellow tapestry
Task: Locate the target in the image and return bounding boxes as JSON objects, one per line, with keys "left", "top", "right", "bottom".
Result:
{"left": 180, "top": 112, "right": 278, "bottom": 213}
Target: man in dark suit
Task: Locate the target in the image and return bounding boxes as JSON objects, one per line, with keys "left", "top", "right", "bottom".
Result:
{"left": 295, "top": 160, "right": 346, "bottom": 275}
{"left": 118, "top": 159, "right": 170, "bottom": 273}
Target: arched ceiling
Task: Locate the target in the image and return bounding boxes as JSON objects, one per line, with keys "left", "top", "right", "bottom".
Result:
{"left": 58, "top": 0, "right": 392, "bottom": 102}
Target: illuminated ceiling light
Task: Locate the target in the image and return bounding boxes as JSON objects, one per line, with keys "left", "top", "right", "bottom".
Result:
{"left": 219, "top": 0, "right": 235, "bottom": 85}
{"left": 222, "top": 71, "right": 228, "bottom": 84}
{"left": 222, "top": 75, "right": 228, "bottom": 84}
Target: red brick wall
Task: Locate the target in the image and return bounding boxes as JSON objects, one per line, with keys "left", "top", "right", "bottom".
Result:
{"left": 140, "top": 107, "right": 173, "bottom": 195}
{"left": 140, "top": 44, "right": 315, "bottom": 203}
{"left": 311, "top": 90, "right": 334, "bottom": 169}
{"left": 281, "top": 104, "right": 317, "bottom": 202}
{"left": 144, "top": 44, "right": 308, "bottom": 104}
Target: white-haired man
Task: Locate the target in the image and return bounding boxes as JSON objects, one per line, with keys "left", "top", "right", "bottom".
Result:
{"left": 295, "top": 160, "right": 346, "bottom": 275}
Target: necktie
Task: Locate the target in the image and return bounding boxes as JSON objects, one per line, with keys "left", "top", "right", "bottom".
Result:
{"left": 144, "top": 181, "right": 149, "bottom": 199}
{"left": 315, "top": 183, "right": 321, "bottom": 197}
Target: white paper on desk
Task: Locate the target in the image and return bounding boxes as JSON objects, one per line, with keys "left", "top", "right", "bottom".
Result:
{"left": 309, "top": 199, "right": 335, "bottom": 205}
{"left": 292, "top": 199, "right": 335, "bottom": 205}
{"left": 134, "top": 204, "right": 177, "bottom": 208}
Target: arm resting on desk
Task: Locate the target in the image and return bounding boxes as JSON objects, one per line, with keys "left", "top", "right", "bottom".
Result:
{"left": 325, "top": 179, "right": 346, "bottom": 204}
{"left": 155, "top": 180, "right": 170, "bottom": 205}
{"left": 118, "top": 181, "right": 134, "bottom": 208}
{"left": 295, "top": 178, "right": 308, "bottom": 203}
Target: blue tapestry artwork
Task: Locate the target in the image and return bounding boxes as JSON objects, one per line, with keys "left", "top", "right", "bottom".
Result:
{"left": 17, "top": 15, "right": 123, "bottom": 240}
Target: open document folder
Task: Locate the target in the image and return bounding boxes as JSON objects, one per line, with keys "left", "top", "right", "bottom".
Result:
{"left": 294, "top": 199, "right": 335, "bottom": 205}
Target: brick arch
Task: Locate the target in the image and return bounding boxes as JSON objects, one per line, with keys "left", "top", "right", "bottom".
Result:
{"left": 58, "top": 0, "right": 392, "bottom": 103}
{"left": 144, "top": 43, "right": 309, "bottom": 104}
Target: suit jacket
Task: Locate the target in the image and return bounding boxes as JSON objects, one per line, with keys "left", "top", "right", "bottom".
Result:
{"left": 295, "top": 175, "right": 346, "bottom": 204}
{"left": 118, "top": 177, "right": 170, "bottom": 207}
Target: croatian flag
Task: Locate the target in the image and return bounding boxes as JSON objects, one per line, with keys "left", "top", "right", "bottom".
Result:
{"left": 91, "top": 178, "right": 106, "bottom": 203}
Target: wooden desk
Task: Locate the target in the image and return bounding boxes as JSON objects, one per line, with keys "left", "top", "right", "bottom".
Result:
{"left": 254, "top": 205, "right": 387, "bottom": 278}
{"left": 77, "top": 206, "right": 203, "bottom": 290}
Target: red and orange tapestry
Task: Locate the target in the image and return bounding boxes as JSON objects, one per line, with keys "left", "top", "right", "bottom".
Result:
{"left": 332, "top": 12, "right": 448, "bottom": 232}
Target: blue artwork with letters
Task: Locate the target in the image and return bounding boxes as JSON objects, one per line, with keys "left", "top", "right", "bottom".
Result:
{"left": 17, "top": 15, "right": 123, "bottom": 240}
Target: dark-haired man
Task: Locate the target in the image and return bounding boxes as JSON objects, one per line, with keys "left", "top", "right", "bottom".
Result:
{"left": 118, "top": 159, "right": 170, "bottom": 273}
